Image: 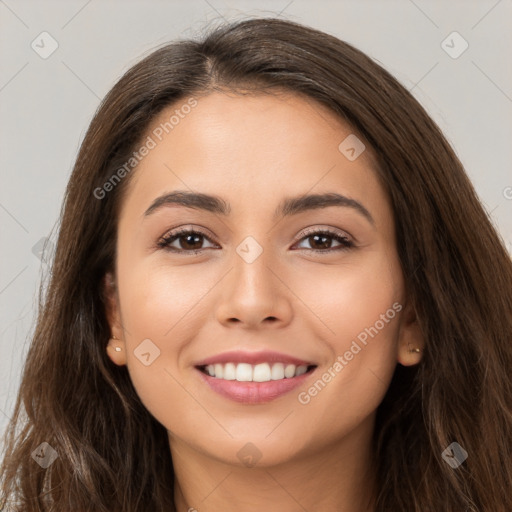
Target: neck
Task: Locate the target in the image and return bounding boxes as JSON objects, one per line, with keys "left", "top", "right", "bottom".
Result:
{"left": 170, "top": 413, "right": 377, "bottom": 512}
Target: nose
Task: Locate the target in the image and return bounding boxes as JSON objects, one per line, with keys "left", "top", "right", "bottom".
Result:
{"left": 215, "top": 244, "right": 294, "bottom": 330}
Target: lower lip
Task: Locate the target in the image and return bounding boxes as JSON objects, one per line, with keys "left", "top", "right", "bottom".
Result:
{"left": 196, "top": 367, "right": 315, "bottom": 404}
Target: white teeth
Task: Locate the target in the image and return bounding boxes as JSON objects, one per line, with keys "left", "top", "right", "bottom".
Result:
{"left": 214, "top": 364, "right": 224, "bottom": 379}
{"left": 295, "top": 365, "right": 308, "bottom": 376}
{"left": 223, "top": 362, "right": 236, "bottom": 380}
{"left": 203, "top": 362, "right": 312, "bottom": 381}
{"left": 253, "top": 363, "right": 271, "bottom": 382}
{"left": 271, "top": 362, "right": 284, "bottom": 380}
{"left": 284, "top": 364, "right": 296, "bottom": 378}
{"left": 236, "top": 363, "right": 253, "bottom": 382}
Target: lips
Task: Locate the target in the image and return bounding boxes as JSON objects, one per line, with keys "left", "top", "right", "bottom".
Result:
{"left": 194, "top": 350, "right": 318, "bottom": 404}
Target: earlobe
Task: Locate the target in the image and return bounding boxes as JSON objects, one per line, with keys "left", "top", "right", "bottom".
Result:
{"left": 106, "top": 335, "right": 127, "bottom": 366}
{"left": 396, "top": 302, "right": 425, "bottom": 367}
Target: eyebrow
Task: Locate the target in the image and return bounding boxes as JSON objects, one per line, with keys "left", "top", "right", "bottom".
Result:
{"left": 143, "top": 190, "right": 375, "bottom": 226}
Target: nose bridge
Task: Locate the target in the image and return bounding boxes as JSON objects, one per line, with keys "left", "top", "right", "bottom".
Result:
{"left": 233, "top": 233, "right": 278, "bottom": 300}
{"left": 215, "top": 232, "right": 292, "bottom": 327}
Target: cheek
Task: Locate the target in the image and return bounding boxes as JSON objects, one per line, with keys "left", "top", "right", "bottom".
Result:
{"left": 116, "top": 259, "right": 214, "bottom": 425}
{"left": 298, "top": 248, "right": 402, "bottom": 353}
{"left": 292, "top": 252, "right": 402, "bottom": 437}
{"left": 119, "top": 258, "right": 212, "bottom": 338}
{"left": 329, "top": 267, "right": 401, "bottom": 357}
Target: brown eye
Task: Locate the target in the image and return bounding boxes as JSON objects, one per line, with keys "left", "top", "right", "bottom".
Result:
{"left": 157, "top": 229, "right": 217, "bottom": 254}
{"left": 293, "top": 229, "right": 354, "bottom": 254}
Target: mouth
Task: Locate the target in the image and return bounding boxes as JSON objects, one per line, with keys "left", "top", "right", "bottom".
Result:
{"left": 195, "top": 361, "right": 318, "bottom": 404}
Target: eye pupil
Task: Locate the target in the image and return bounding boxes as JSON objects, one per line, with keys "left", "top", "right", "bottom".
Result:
{"left": 180, "top": 233, "right": 202, "bottom": 250}
{"left": 310, "top": 234, "right": 331, "bottom": 250}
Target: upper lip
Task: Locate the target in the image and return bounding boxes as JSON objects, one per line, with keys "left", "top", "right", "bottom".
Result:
{"left": 194, "top": 350, "right": 315, "bottom": 367}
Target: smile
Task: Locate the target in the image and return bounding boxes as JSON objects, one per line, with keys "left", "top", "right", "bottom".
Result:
{"left": 194, "top": 350, "right": 318, "bottom": 404}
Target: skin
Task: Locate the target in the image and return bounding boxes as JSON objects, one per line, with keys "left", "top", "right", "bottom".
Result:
{"left": 104, "top": 90, "right": 424, "bottom": 512}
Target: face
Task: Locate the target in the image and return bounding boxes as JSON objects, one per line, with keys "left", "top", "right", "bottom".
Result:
{"left": 104, "top": 90, "right": 423, "bottom": 467}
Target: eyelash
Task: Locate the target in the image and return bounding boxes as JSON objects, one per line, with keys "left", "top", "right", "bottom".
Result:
{"left": 156, "top": 226, "right": 354, "bottom": 256}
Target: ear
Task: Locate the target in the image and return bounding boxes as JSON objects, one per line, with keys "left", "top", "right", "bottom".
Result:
{"left": 396, "top": 300, "right": 425, "bottom": 367}
{"left": 103, "top": 271, "right": 127, "bottom": 366}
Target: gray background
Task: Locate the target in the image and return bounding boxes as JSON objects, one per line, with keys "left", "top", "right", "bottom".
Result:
{"left": 1, "top": 0, "right": 511, "bottom": 439}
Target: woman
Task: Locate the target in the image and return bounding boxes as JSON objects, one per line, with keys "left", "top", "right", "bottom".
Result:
{"left": 1, "top": 17, "right": 511, "bottom": 512}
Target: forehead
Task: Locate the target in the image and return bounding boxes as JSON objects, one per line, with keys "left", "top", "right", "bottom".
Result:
{"left": 120, "top": 91, "right": 389, "bottom": 225}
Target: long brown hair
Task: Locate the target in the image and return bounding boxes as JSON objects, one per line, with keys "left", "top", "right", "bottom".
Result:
{"left": 1, "top": 17, "right": 511, "bottom": 511}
